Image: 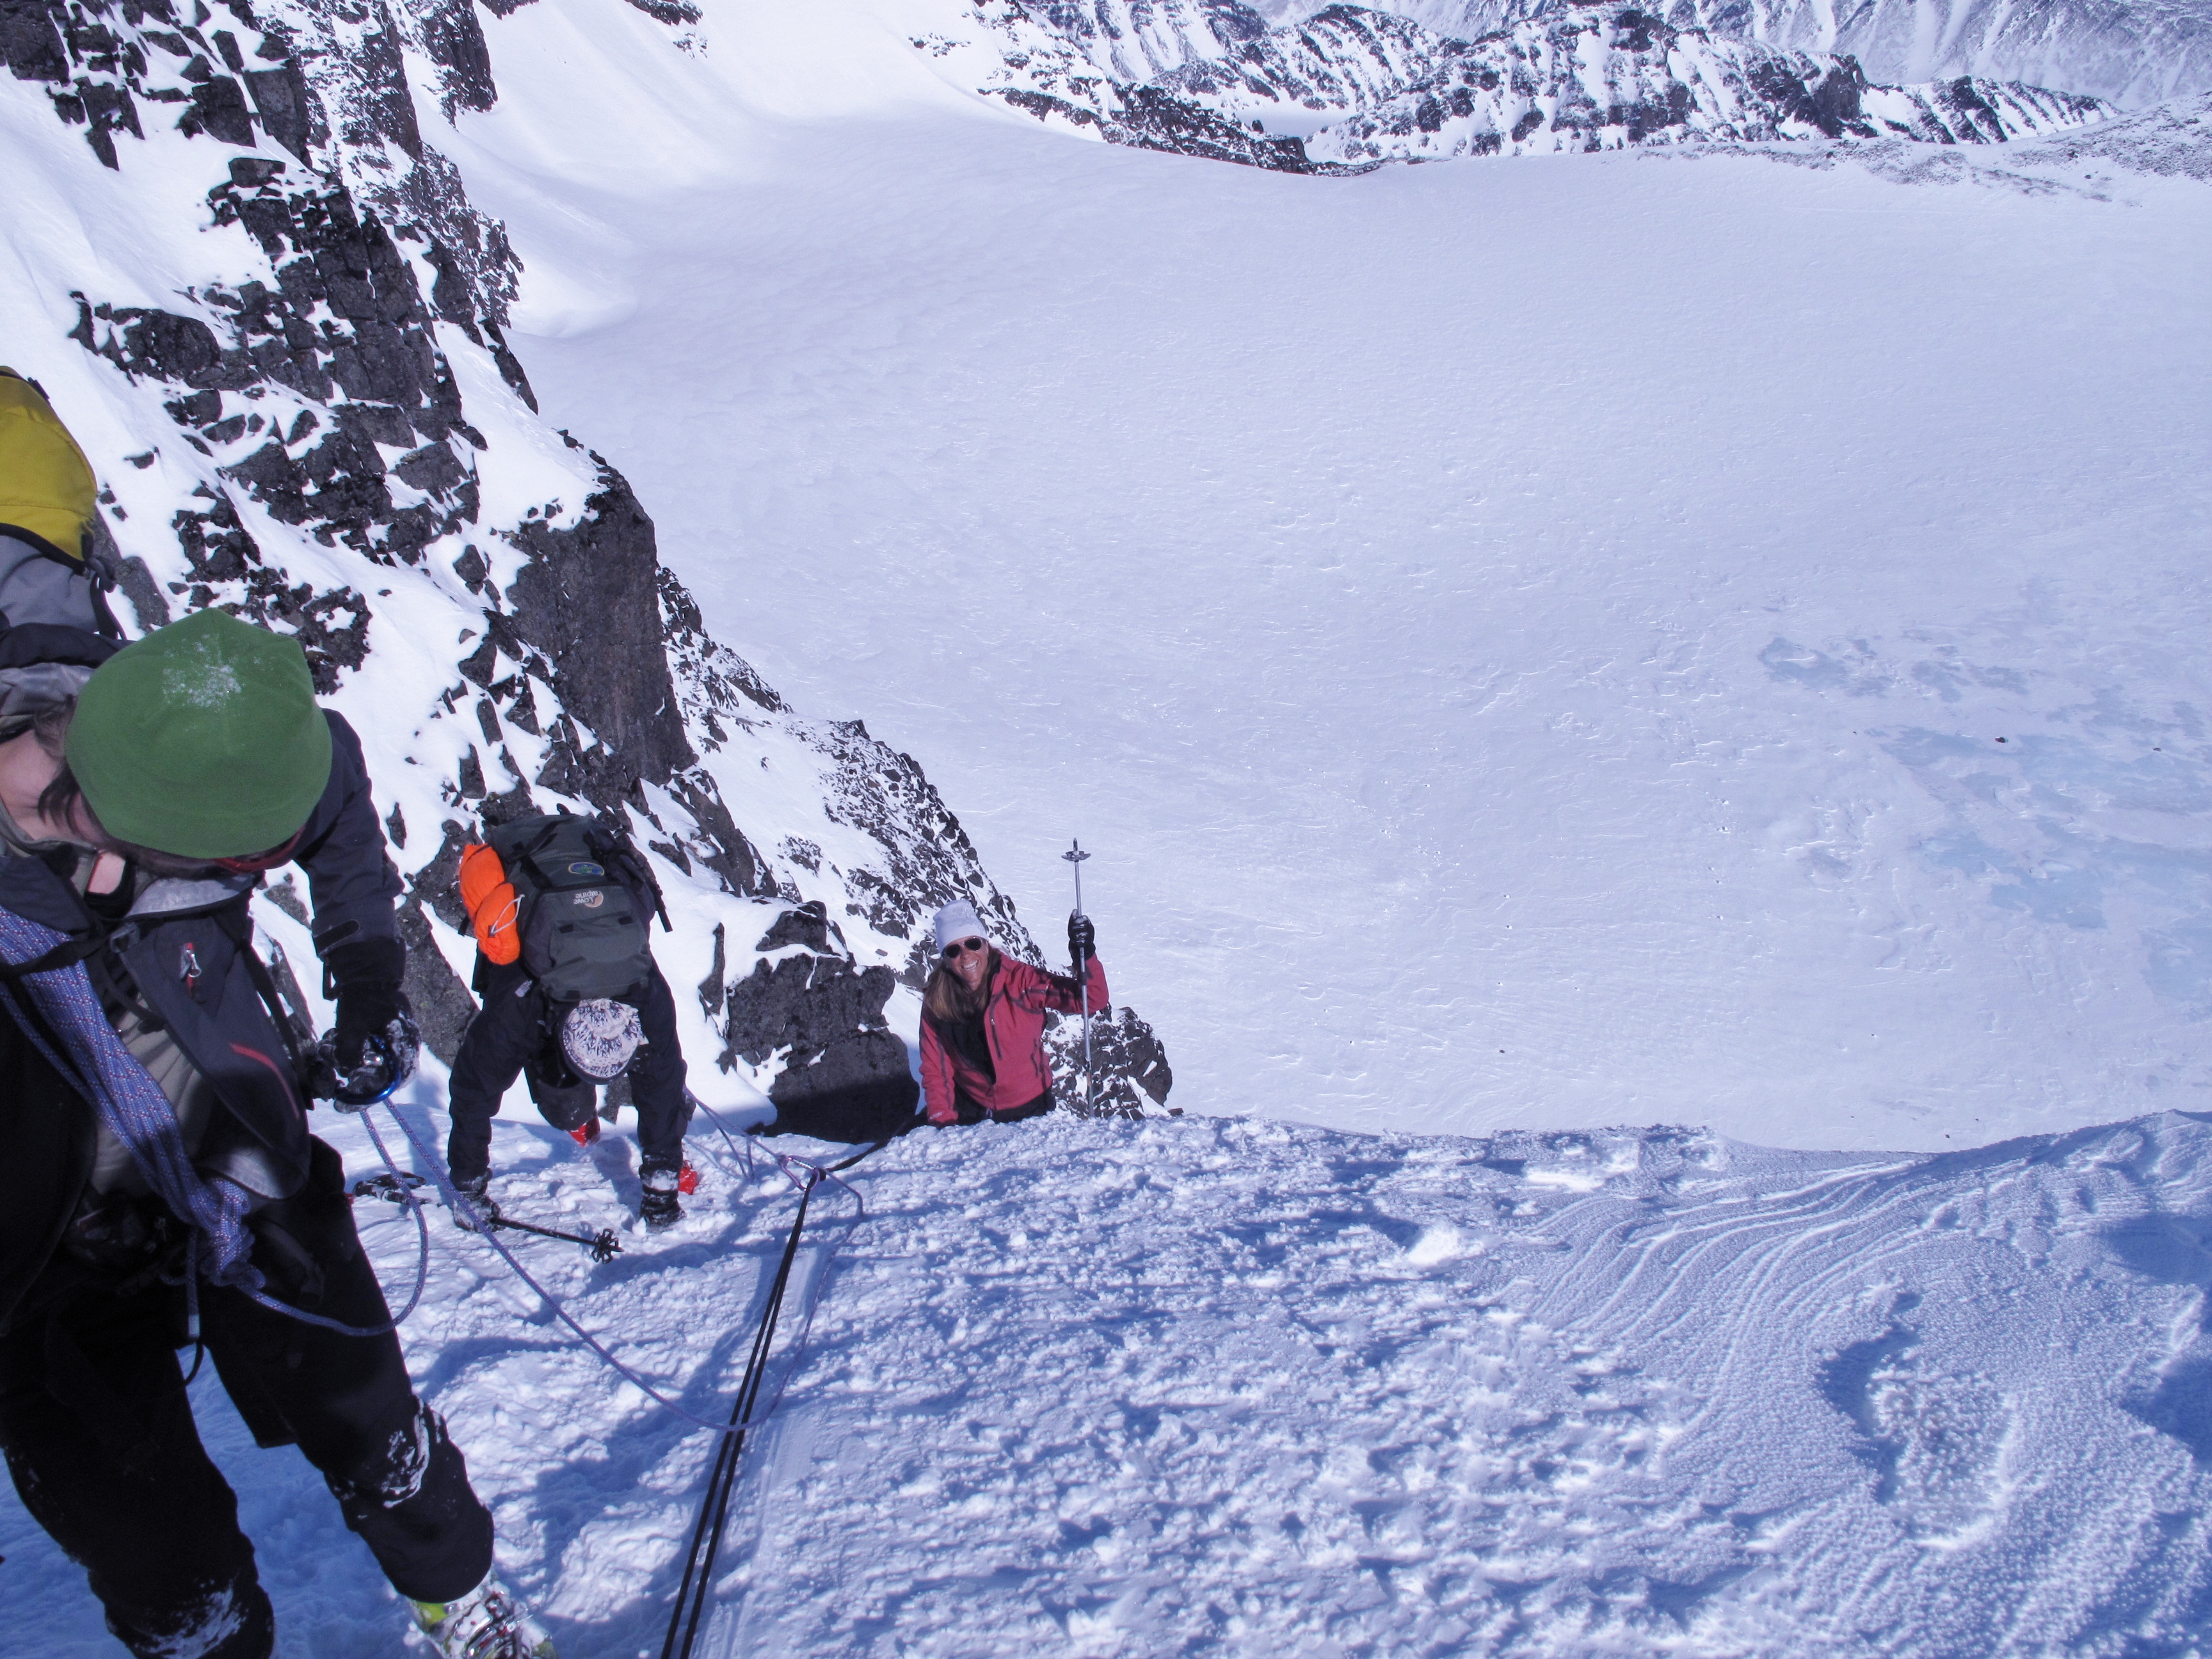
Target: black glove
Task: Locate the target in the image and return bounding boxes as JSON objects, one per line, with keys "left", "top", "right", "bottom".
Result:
{"left": 1068, "top": 912, "right": 1096, "bottom": 968}
{"left": 326, "top": 937, "right": 419, "bottom": 1093}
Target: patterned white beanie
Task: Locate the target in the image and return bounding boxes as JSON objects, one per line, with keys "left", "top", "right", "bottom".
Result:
{"left": 933, "top": 900, "right": 987, "bottom": 957}
{"left": 561, "top": 998, "right": 644, "bottom": 1080}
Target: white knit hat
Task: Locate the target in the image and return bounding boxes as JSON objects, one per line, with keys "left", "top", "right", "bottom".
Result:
{"left": 561, "top": 998, "right": 644, "bottom": 1080}
{"left": 933, "top": 899, "right": 987, "bottom": 957}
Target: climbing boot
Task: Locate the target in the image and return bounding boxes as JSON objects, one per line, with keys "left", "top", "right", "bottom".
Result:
{"left": 641, "top": 1158, "right": 683, "bottom": 1230}
{"left": 410, "top": 1570, "right": 555, "bottom": 1657}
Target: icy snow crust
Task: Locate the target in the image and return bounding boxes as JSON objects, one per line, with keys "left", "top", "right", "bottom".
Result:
{"left": 12, "top": 1106, "right": 2212, "bottom": 1653}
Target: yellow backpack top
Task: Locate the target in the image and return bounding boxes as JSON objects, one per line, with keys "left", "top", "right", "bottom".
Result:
{"left": 0, "top": 368, "right": 96, "bottom": 562}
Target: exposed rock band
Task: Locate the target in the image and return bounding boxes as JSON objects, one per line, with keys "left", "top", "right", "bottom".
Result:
{"left": 0, "top": 375, "right": 1108, "bottom": 1655}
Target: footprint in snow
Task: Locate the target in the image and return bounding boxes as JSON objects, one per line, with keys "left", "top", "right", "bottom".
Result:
{"left": 1822, "top": 1315, "right": 2015, "bottom": 1542}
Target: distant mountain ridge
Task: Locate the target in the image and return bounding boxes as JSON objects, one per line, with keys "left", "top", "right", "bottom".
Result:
{"left": 1365, "top": 0, "right": 2212, "bottom": 106}
{"left": 918, "top": 0, "right": 2111, "bottom": 170}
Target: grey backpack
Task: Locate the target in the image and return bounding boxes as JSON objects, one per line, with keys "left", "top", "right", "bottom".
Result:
{"left": 484, "top": 812, "right": 665, "bottom": 1004}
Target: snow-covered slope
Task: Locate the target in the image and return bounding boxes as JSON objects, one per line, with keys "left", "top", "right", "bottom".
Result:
{"left": 13, "top": 1105, "right": 2212, "bottom": 1654}
{"left": 1373, "top": 0, "right": 2212, "bottom": 106}
{"left": 911, "top": 0, "right": 2109, "bottom": 168}
{"left": 719, "top": 1110, "right": 2212, "bottom": 1655}
{"left": 479, "top": 0, "right": 2212, "bottom": 1157}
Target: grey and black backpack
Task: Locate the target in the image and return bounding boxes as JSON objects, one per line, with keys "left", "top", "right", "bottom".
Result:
{"left": 483, "top": 811, "right": 668, "bottom": 1004}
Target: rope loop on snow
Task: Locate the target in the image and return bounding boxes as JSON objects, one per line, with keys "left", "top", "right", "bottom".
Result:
{"left": 236, "top": 1103, "right": 435, "bottom": 1338}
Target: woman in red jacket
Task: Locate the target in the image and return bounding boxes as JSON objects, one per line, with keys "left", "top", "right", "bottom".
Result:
{"left": 920, "top": 899, "right": 1107, "bottom": 1126}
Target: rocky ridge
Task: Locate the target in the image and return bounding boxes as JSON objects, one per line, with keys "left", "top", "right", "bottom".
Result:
{"left": 1370, "top": 0, "right": 2212, "bottom": 108}
{"left": 913, "top": 0, "right": 2110, "bottom": 169}
{"left": 1, "top": 0, "right": 1171, "bottom": 1132}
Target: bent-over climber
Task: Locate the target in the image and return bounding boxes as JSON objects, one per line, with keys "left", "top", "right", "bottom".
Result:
{"left": 447, "top": 810, "right": 694, "bottom": 1227}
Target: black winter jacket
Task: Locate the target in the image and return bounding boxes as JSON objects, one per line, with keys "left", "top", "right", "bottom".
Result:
{"left": 0, "top": 711, "right": 401, "bottom": 1329}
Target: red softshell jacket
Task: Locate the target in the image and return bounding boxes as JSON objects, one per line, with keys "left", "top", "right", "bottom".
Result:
{"left": 920, "top": 954, "right": 1109, "bottom": 1123}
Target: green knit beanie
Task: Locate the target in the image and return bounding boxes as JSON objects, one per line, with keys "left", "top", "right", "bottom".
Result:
{"left": 67, "top": 608, "right": 333, "bottom": 858}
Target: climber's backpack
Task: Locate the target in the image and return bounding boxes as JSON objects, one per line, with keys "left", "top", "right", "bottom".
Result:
{"left": 483, "top": 811, "right": 667, "bottom": 1004}
{"left": 0, "top": 369, "right": 124, "bottom": 730}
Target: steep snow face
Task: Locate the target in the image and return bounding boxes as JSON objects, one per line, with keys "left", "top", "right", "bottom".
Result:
{"left": 1374, "top": 0, "right": 2212, "bottom": 105}
{"left": 915, "top": 0, "right": 2109, "bottom": 168}
{"left": 17, "top": 1106, "right": 2212, "bottom": 1653}
{"left": 479, "top": 0, "right": 2212, "bottom": 1154}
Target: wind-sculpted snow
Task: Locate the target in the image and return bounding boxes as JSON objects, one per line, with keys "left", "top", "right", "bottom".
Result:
{"left": 710, "top": 1110, "right": 2212, "bottom": 1653}
{"left": 17, "top": 1105, "right": 2203, "bottom": 1653}
{"left": 1372, "top": 0, "right": 2212, "bottom": 106}
{"left": 924, "top": 0, "right": 2110, "bottom": 168}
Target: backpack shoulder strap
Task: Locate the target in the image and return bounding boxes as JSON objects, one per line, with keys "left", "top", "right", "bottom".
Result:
{"left": 0, "top": 931, "right": 103, "bottom": 979}
{"left": 589, "top": 815, "right": 671, "bottom": 933}
{"left": 0, "top": 623, "right": 117, "bottom": 672}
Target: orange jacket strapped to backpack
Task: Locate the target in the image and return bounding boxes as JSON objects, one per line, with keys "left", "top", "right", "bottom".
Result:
{"left": 458, "top": 842, "right": 520, "bottom": 964}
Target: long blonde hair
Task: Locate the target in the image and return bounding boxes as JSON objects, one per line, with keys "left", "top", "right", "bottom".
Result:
{"left": 922, "top": 946, "right": 998, "bottom": 1025}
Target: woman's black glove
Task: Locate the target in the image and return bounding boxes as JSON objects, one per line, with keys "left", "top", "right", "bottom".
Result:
{"left": 325, "top": 936, "right": 420, "bottom": 1089}
{"left": 1068, "top": 912, "right": 1096, "bottom": 968}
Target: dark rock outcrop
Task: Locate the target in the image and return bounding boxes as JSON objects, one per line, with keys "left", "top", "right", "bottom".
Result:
{"left": 397, "top": 898, "right": 477, "bottom": 1066}
{"left": 727, "top": 901, "right": 921, "bottom": 1142}
{"left": 764, "top": 1032, "right": 919, "bottom": 1142}
{"left": 725, "top": 954, "right": 900, "bottom": 1068}
{"left": 1047, "top": 1004, "right": 1176, "bottom": 1119}
{"left": 508, "top": 472, "right": 694, "bottom": 790}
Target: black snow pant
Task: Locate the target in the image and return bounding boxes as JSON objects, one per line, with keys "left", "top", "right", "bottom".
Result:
{"left": 447, "top": 956, "right": 688, "bottom": 1183}
{"left": 949, "top": 1087, "right": 1054, "bottom": 1126}
{"left": 0, "top": 1139, "right": 493, "bottom": 1659}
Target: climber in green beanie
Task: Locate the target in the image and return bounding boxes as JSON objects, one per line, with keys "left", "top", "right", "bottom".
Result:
{"left": 0, "top": 374, "right": 549, "bottom": 1659}
{"left": 0, "top": 598, "right": 564, "bottom": 1658}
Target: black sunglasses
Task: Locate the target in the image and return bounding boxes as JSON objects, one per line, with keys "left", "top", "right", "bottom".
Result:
{"left": 943, "top": 937, "right": 988, "bottom": 959}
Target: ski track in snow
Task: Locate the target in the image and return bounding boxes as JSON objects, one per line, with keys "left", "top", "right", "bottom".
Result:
{"left": 12, "top": 1104, "right": 2212, "bottom": 1655}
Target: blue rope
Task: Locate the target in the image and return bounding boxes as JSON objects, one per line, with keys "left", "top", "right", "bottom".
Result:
{"left": 0, "top": 910, "right": 260, "bottom": 1286}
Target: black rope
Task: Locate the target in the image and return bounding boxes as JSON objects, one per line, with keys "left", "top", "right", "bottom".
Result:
{"left": 662, "top": 1167, "right": 820, "bottom": 1659}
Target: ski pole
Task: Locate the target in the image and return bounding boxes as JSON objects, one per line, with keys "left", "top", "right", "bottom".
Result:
{"left": 488, "top": 1212, "right": 622, "bottom": 1264}
{"left": 1063, "top": 839, "right": 1094, "bottom": 1107}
